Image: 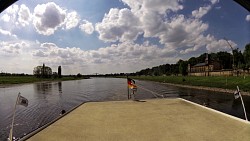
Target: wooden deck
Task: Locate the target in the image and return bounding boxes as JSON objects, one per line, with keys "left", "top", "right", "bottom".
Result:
{"left": 24, "top": 98, "right": 250, "bottom": 141}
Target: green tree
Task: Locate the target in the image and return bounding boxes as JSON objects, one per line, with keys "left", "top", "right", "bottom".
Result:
{"left": 169, "top": 64, "right": 179, "bottom": 75}
{"left": 196, "top": 53, "right": 207, "bottom": 63}
{"left": 243, "top": 43, "right": 250, "bottom": 69}
{"left": 177, "top": 60, "right": 188, "bottom": 76}
{"left": 77, "top": 73, "right": 82, "bottom": 78}
{"left": 216, "top": 51, "right": 232, "bottom": 69}
{"left": 152, "top": 67, "right": 159, "bottom": 76}
{"left": 210, "top": 53, "right": 218, "bottom": 61}
{"left": 188, "top": 57, "right": 197, "bottom": 66}
{"left": 233, "top": 48, "right": 245, "bottom": 69}
{"left": 34, "top": 65, "right": 52, "bottom": 78}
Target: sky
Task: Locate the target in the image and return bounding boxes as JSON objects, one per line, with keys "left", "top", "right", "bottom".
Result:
{"left": 0, "top": 0, "right": 249, "bottom": 75}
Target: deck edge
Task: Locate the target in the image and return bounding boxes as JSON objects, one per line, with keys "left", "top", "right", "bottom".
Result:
{"left": 19, "top": 101, "right": 87, "bottom": 141}
{"left": 179, "top": 98, "right": 250, "bottom": 124}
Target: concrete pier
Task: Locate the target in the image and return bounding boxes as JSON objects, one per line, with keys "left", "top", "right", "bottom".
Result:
{"left": 25, "top": 98, "right": 250, "bottom": 141}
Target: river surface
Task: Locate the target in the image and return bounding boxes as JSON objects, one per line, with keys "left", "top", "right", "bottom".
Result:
{"left": 0, "top": 78, "right": 249, "bottom": 140}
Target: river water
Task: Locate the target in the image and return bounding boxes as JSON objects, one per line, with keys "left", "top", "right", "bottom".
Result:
{"left": 0, "top": 78, "right": 249, "bottom": 140}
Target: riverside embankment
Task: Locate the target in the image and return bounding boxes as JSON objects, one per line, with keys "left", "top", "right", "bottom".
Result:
{"left": 129, "top": 76, "right": 250, "bottom": 96}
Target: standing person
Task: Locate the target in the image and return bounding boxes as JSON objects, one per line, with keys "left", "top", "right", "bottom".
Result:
{"left": 127, "top": 78, "right": 137, "bottom": 100}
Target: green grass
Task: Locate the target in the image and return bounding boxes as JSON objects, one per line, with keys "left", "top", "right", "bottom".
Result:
{"left": 0, "top": 76, "right": 83, "bottom": 85}
{"left": 130, "top": 76, "right": 250, "bottom": 92}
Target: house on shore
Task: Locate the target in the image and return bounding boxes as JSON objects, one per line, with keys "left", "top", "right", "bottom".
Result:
{"left": 188, "top": 54, "right": 222, "bottom": 76}
{"left": 188, "top": 54, "right": 250, "bottom": 76}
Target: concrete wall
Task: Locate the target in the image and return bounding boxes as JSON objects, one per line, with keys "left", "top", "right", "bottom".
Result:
{"left": 189, "top": 70, "right": 250, "bottom": 76}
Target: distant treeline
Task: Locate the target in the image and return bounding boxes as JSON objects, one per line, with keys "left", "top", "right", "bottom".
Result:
{"left": 0, "top": 72, "right": 31, "bottom": 76}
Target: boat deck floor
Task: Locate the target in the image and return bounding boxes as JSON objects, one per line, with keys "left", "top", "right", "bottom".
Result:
{"left": 26, "top": 98, "right": 250, "bottom": 141}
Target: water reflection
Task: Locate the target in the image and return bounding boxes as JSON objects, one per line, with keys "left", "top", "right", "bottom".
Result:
{"left": 58, "top": 82, "right": 62, "bottom": 94}
{"left": 33, "top": 82, "right": 64, "bottom": 102}
{"left": 136, "top": 80, "right": 249, "bottom": 121}
{"left": 34, "top": 82, "right": 52, "bottom": 94}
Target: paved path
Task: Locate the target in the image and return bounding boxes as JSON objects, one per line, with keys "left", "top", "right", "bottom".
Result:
{"left": 25, "top": 99, "right": 250, "bottom": 141}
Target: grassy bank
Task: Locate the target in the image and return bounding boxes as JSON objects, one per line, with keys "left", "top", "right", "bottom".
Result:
{"left": 0, "top": 76, "right": 84, "bottom": 85}
{"left": 130, "top": 76, "right": 250, "bottom": 92}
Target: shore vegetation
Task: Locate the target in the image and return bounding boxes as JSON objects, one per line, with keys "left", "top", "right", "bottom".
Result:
{"left": 129, "top": 75, "right": 250, "bottom": 92}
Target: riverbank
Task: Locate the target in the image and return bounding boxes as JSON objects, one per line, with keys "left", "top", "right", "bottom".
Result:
{"left": 163, "top": 82, "right": 250, "bottom": 96}
{"left": 129, "top": 76, "right": 250, "bottom": 96}
{"left": 0, "top": 76, "right": 87, "bottom": 88}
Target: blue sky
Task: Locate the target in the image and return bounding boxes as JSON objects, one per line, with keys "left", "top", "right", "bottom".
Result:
{"left": 0, "top": 0, "right": 249, "bottom": 74}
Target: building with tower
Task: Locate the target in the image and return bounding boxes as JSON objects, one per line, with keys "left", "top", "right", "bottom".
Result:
{"left": 188, "top": 54, "right": 221, "bottom": 76}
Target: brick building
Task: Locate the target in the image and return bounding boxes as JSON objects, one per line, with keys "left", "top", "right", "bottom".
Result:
{"left": 188, "top": 54, "right": 221, "bottom": 76}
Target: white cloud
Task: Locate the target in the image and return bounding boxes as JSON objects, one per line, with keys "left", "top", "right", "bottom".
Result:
{"left": 64, "top": 11, "right": 80, "bottom": 30}
{"left": 1, "top": 4, "right": 19, "bottom": 23}
{"left": 2, "top": 3, "right": 80, "bottom": 34}
{"left": 0, "top": 28, "right": 16, "bottom": 37}
{"left": 206, "top": 38, "right": 236, "bottom": 52}
{"left": 0, "top": 0, "right": 241, "bottom": 74}
{"left": 215, "top": 6, "right": 221, "bottom": 10}
{"left": 96, "top": 0, "right": 229, "bottom": 56}
{"left": 95, "top": 0, "right": 185, "bottom": 44}
{"left": 95, "top": 8, "right": 141, "bottom": 42}
{"left": 1, "top": 14, "right": 11, "bottom": 22}
{"left": 162, "top": 15, "right": 209, "bottom": 51}
{"left": 0, "top": 28, "right": 12, "bottom": 36}
{"left": 6, "top": 4, "right": 19, "bottom": 14}
{"left": 140, "top": 11, "right": 167, "bottom": 38}
{"left": 33, "top": 2, "right": 66, "bottom": 35}
{"left": 142, "top": 0, "right": 183, "bottom": 14}
{"left": 18, "top": 4, "right": 31, "bottom": 27}
{"left": 192, "top": 6, "right": 211, "bottom": 19}
{"left": 87, "top": 41, "right": 178, "bottom": 73}
{"left": 30, "top": 41, "right": 178, "bottom": 74}
{"left": 122, "top": 0, "right": 183, "bottom": 14}
{"left": 32, "top": 42, "right": 88, "bottom": 66}
{"left": 191, "top": 0, "right": 219, "bottom": 19}
{"left": 33, "top": 50, "right": 48, "bottom": 57}
{"left": 246, "top": 15, "right": 250, "bottom": 22}
{"left": 0, "top": 37, "right": 236, "bottom": 74}
{"left": 210, "top": 0, "right": 219, "bottom": 5}
{"left": 79, "top": 20, "right": 94, "bottom": 34}
{"left": 0, "top": 41, "right": 28, "bottom": 55}
{"left": 0, "top": 40, "right": 38, "bottom": 74}
{"left": 95, "top": 0, "right": 184, "bottom": 43}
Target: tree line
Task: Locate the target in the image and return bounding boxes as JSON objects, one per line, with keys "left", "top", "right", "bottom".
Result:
{"left": 131, "top": 43, "right": 250, "bottom": 76}
{"left": 0, "top": 72, "right": 31, "bottom": 76}
{"left": 134, "top": 43, "right": 250, "bottom": 76}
